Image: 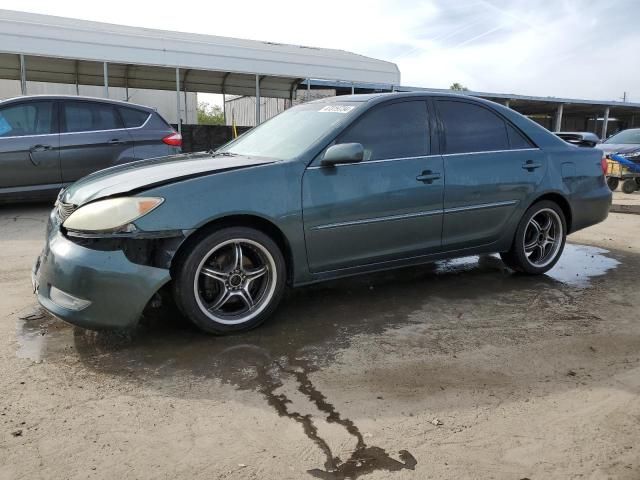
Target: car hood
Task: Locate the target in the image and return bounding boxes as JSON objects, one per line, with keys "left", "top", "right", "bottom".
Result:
{"left": 61, "top": 152, "right": 274, "bottom": 205}
{"left": 596, "top": 143, "right": 640, "bottom": 155}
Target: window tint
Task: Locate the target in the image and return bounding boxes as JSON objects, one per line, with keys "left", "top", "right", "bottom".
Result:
{"left": 337, "top": 101, "right": 429, "bottom": 161}
{"left": 437, "top": 100, "right": 509, "bottom": 154}
{"left": 0, "top": 102, "right": 55, "bottom": 137}
{"left": 118, "top": 107, "right": 150, "bottom": 128}
{"left": 63, "top": 102, "right": 123, "bottom": 133}
{"left": 506, "top": 123, "right": 534, "bottom": 149}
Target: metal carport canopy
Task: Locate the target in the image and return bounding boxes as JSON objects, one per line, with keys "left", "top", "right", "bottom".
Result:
{"left": 0, "top": 9, "right": 400, "bottom": 99}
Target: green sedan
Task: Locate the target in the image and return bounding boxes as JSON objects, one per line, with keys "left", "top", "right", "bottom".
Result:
{"left": 33, "top": 92, "right": 611, "bottom": 334}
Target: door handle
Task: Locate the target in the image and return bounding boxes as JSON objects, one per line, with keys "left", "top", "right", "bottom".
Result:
{"left": 108, "top": 138, "right": 125, "bottom": 144}
{"left": 28, "top": 144, "right": 52, "bottom": 166}
{"left": 522, "top": 160, "right": 542, "bottom": 171}
{"left": 416, "top": 170, "right": 441, "bottom": 184}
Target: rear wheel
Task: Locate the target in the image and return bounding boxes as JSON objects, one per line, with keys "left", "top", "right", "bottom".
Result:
{"left": 173, "top": 227, "right": 286, "bottom": 334}
{"left": 622, "top": 179, "right": 637, "bottom": 194}
{"left": 606, "top": 177, "right": 619, "bottom": 191}
{"left": 500, "top": 200, "right": 567, "bottom": 274}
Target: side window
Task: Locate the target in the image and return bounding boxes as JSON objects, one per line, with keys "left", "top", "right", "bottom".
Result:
{"left": 437, "top": 100, "right": 509, "bottom": 154}
{"left": 0, "top": 102, "right": 55, "bottom": 137}
{"left": 118, "top": 107, "right": 150, "bottom": 128}
{"left": 336, "top": 101, "right": 429, "bottom": 161}
{"left": 63, "top": 102, "right": 123, "bottom": 133}
{"left": 506, "top": 123, "right": 535, "bottom": 149}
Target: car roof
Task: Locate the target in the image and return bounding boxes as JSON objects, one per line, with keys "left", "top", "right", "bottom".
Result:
{"left": 314, "top": 91, "right": 503, "bottom": 108}
{"left": 0, "top": 94, "right": 155, "bottom": 111}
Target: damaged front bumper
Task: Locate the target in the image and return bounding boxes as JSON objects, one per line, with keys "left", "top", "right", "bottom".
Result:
{"left": 33, "top": 209, "right": 183, "bottom": 330}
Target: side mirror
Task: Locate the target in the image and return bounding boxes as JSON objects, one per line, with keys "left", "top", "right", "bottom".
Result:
{"left": 320, "top": 143, "right": 364, "bottom": 167}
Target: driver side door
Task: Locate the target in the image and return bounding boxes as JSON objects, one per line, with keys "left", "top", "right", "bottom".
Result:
{"left": 302, "top": 99, "right": 444, "bottom": 273}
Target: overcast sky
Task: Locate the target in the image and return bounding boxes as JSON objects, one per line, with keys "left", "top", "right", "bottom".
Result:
{"left": 6, "top": 0, "right": 638, "bottom": 102}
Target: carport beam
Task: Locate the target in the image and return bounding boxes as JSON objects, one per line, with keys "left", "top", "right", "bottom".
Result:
{"left": 176, "top": 68, "right": 182, "bottom": 134}
{"left": 103, "top": 62, "right": 109, "bottom": 98}
{"left": 601, "top": 107, "right": 610, "bottom": 139}
{"left": 19, "top": 54, "right": 26, "bottom": 95}
{"left": 554, "top": 104, "right": 564, "bottom": 132}
{"left": 255, "top": 75, "right": 261, "bottom": 126}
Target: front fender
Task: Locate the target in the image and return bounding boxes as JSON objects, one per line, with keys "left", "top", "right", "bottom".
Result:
{"left": 133, "top": 161, "right": 312, "bottom": 284}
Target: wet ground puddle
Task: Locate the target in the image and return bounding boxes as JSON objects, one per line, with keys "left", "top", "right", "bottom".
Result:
{"left": 15, "top": 243, "right": 621, "bottom": 478}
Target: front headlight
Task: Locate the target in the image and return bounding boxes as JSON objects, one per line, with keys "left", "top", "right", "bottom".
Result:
{"left": 63, "top": 197, "right": 163, "bottom": 233}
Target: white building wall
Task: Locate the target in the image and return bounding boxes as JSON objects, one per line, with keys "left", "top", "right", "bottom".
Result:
{"left": 225, "top": 89, "right": 336, "bottom": 126}
{"left": 0, "top": 79, "right": 198, "bottom": 124}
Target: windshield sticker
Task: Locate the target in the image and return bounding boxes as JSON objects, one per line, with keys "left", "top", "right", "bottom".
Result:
{"left": 319, "top": 105, "right": 355, "bottom": 113}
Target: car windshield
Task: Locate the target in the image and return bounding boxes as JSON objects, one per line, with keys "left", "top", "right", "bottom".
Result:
{"left": 218, "top": 102, "right": 360, "bottom": 160}
{"left": 603, "top": 129, "right": 640, "bottom": 145}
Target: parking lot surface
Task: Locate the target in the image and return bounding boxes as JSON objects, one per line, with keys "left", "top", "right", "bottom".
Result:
{"left": 1, "top": 204, "right": 639, "bottom": 479}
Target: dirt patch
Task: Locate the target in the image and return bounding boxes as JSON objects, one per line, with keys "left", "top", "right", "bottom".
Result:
{"left": 0, "top": 206, "right": 639, "bottom": 479}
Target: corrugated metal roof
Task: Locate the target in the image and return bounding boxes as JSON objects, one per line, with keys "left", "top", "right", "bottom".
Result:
{"left": 0, "top": 9, "right": 400, "bottom": 99}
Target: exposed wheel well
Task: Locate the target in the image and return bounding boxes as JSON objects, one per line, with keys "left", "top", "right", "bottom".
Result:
{"left": 170, "top": 215, "right": 294, "bottom": 284}
{"left": 530, "top": 193, "right": 572, "bottom": 232}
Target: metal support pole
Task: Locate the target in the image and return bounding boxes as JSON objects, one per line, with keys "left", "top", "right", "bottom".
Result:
{"left": 601, "top": 107, "right": 610, "bottom": 139}
{"left": 19, "top": 54, "right": 26, "bottom": 95}
{"left": 554, "top": 104, "right": 564, "bottom": 132}
{"left": 183, "top": 87, "right": 188, "bottom": 125}
{"left": 175, "top": 68, "right": 181, "bottom": 134}
{"left": 223, "top": 94, "right": 227, "bottom": 125}
{"left": 74, "top": 60, "right": 79, "bottom": 95}
{"left": 255, "top": 75, "right": 261, "bottom": 126}
{"left": 306, "top": 78, "right": 310, "bottom": 102}
{"left": 103, "top": 62, "right": 109, "bottom": 98}
{"left": 504, "top": 100, "right": 510, "bottom": 109}
{"left": 351, "top": 83, "right": 355, "bottom": 95}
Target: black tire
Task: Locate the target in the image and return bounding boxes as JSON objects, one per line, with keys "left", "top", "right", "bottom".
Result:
{"left": 621, "top": 179, "right": 637, "bottom": 194}
{"left": 606, "top": 177, "right": 619, "bottom": 191}
{"left": 635, "top": 177, "right": 640, "bottom": 187}
{"left": 500, "top": 200, "right": 567, "bottom": 275}
{"left": 172, "top": 226, "right": 286, "bottom": 334}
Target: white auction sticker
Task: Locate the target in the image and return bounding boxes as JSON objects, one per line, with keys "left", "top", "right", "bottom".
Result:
{"left": 319, "top": 105, "right": 355, "bottom": 113}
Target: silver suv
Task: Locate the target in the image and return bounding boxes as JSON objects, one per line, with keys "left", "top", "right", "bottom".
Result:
{"left": 0, "top": 95, "right": 181, "bottom": 202}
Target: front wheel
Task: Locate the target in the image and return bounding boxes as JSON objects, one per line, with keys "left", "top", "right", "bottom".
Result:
{"left": 606, "top": 177, "right": 619, "bottom": 191}
{"left": 172, "top": 227, "right": 286, "bottom": 334}
{"left": 500, "top": 200, "right": 567, "bottom": 275}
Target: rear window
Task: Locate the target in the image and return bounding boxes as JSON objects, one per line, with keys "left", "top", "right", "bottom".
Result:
{"left": 63, "top": 101, "right": 123, "bottom": 133}
{"left": 506, "top": 123, "right": 535, "bottom": 149}
{"left": 118, "top": 107, "right": 150, "bottom": 128}
{"left": 437, "top": 100, "right": 509, "bottom": 154}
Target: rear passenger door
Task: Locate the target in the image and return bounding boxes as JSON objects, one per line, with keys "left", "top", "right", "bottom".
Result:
{"left": 0, "top": 100, "right": 61, "bottom": 196}
{"left": 435, "top": 99, "right": 545, "bottom": 250}
{"left": 59, "top": 100, "right": 135, "bottom": 183}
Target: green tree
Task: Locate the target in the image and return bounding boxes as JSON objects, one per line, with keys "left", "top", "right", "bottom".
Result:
{"left": 197, "top": 101, "right": 225, "bottom": 125}
{"left": 449, "top": 82, "right": 469, "bottom": 92}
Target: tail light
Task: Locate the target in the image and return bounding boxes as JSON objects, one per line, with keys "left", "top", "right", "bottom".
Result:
{"left": 162, "top": 132, "right": 182, "bottom": 147}
{"left": 600, "top": 152, "right": 608, "bottom": 176}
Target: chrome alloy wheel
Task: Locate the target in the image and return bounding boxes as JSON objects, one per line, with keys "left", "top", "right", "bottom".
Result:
{"left": 523, "top": 208, "right": 563, "bottom": 268}
{"left": 193, "top": 239, "right": 277, "bottom": 325}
